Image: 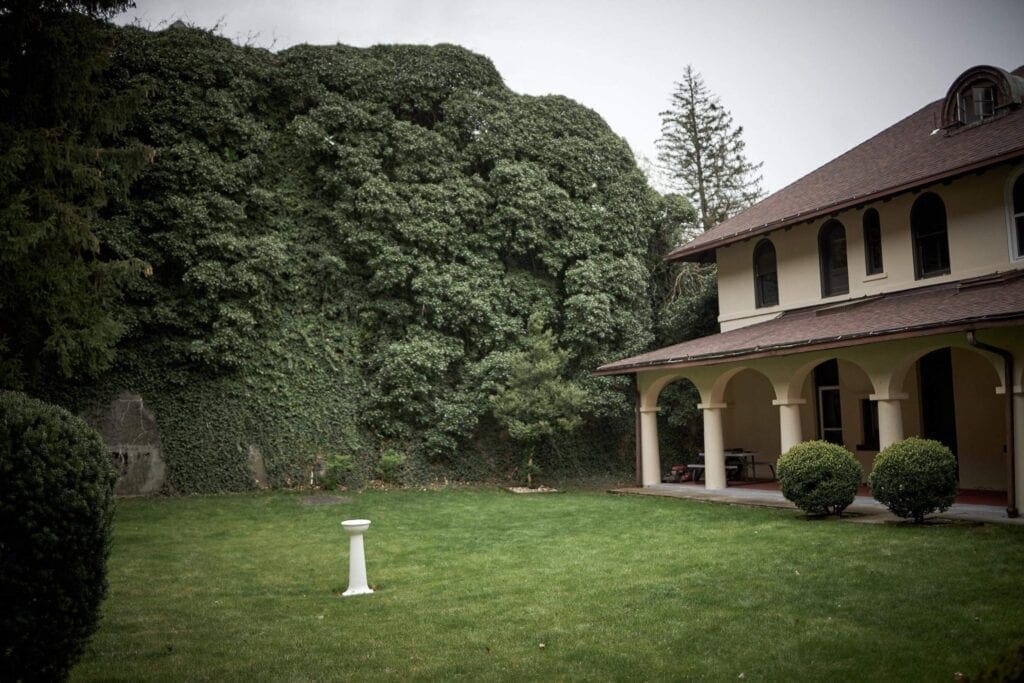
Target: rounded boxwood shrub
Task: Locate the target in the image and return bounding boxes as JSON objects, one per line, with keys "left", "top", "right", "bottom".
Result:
{"left": 0, "top": 391, "right": 116, "bottom": 681}
{"left": 776, "top": 440, "right": 862, "bottom": 516}
{"left": 869, "top": 437, "right": 957, "bottom": 523}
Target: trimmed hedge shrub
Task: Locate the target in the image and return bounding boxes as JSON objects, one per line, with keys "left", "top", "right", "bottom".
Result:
{"left": 869, "top": 437, "right": 957, "bottom": 522}
{"left": 776, "top": 440, "right": 862, "bottom": 516}
{"left": 0, "top": 391, "right": 116, "bottom": 681}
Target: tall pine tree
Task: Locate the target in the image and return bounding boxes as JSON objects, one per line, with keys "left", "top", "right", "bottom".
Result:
{"left": 657, "top": 65, "right": 763, "bottom": 232}
{"left": 0, "top": 0, "right": 150, "bottom": 387}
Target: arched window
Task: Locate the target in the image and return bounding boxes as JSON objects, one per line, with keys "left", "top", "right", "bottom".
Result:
{"left": 1011, "top": 173, "right": 1024, "bottom": 260}
{"left": 818, "top": 220, "right": 848, "bottom": 297}
{"left": 862, "top": 209, "right": 883, "bottom": 275}
{"left": 753, "top": 239, "right": 778, "bottom": 308}
{"left": 911, "top": 192, "right": 950, "bottom": 279}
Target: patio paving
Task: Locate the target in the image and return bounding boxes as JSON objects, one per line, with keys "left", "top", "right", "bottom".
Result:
{"left": 611, "top": 482, "right": 1024, "bottom": 525}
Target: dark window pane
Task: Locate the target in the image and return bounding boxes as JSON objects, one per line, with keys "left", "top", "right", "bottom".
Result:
{"left": 1016, "top": 216, "right": 1024, "bottom": 258}
{"left": 814, "top": 359, "right": 839, "bottom": 386}
{"left": 863, "top": 209, "right": 883, "bottom": 274}
{"left": 1014, "top": 176, "right": 1024, "bottom": 214}
{"left": 753, "top": 239, "right": 778, "bottom": 308}
{"left": 821, "top": 390, "right": 842, "bottom": 428}
{"left": 911, "top": 193, "right": 949, "bottom": 278}
{"left": 819, "top": 220, "right": 849, "bottom": 296}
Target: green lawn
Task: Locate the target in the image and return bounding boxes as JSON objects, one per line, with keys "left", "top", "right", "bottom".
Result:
{"left": 72, "top": 488, "right": 1024, "bottom": 681}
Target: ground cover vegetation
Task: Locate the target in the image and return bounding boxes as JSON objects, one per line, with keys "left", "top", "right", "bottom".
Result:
{"left": 71, "top": 490, "right": 1024, "bottom": 681}
{"left": 1, "top": 7, "right": 720, "bottom": 491}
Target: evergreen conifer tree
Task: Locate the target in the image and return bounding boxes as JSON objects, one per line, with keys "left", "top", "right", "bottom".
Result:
{"left": 657, "top": 65, "right": 763, "bottom": 232}
{"left": 489, "top": 314, "right": 587, "bottom": 487}
{"left": 0, "top": 0, "right": 150, "bottom": 387}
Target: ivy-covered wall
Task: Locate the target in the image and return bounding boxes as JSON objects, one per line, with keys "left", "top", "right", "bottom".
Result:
{"left": 43, "top": 23, "right": 706, "bottom": 492}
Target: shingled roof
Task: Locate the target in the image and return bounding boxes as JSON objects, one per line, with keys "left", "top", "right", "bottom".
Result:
{"left": 594, "top": 271, "right": 1024, "bottom": 375}
{"left": 667, "top": 65, "right": 1024, "bottom": 262}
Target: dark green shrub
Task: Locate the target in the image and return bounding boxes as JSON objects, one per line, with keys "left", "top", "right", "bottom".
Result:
{"left": 377, "top": 449, "right": 407, "bottom": 484}
{"left": 970, "top": 639, "right": 1024, "bottom": 682}
{"left": 776, "top": 440, "right": 862, "bottom": 516}
{"left": 0, "top": 391, "right": 116, "bottom": 681}
{"left": 320, "top": 454, "right": 355, "bottom": 489}
{"left": 869, "top": 437, "right": 957, "bottom": 522}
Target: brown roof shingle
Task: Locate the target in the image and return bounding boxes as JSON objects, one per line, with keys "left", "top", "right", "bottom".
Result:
{"left": 668, "top": 65, "right": 1024, "bottom": 262}
{"left": 595, "top": 271, "right": 1024, "bottom": 375}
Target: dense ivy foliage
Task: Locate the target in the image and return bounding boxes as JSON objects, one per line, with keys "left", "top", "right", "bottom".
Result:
{"left": 40, "top": 23, "right": 702, "bottom": 492}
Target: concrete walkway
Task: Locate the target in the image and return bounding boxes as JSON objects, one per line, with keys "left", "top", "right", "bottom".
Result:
{"left": 611, "top": 483, "right": 1024, "bottom": 526}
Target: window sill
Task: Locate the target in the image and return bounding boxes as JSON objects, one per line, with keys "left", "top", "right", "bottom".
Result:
{"left": 862, "top": 272, "right": 887, "bottom": 283}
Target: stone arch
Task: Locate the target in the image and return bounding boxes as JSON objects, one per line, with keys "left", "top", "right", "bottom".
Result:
{"left": 707, "top": 365, "right": 777, "bottom": 405}
{"left": 886, "top": 342, "right": 1005, "bottom": 397}
{"left": 781, "top": 353, "right": 877, "bottom": 404}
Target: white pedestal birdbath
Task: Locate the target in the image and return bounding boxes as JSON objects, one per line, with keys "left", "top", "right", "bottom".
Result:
{"left": 341, "top": 519, "right": 373, "bottom": 597}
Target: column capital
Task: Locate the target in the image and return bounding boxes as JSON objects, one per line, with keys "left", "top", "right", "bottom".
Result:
{"left": 697, "top": 402, "right": 727, "bottom": 411}
{"left": 639, "top": 406, "right": 661, "bottom": 414}
{"left": 869, "top": 392, "right": 909, "bottom": 402}
{"left": 772, "top": 398, "right": 807, "bottom": 407}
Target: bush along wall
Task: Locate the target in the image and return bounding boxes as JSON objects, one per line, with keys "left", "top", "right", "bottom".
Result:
{"left": 37, "top": 23, "right": 701, "bottom": 492}
{"left": 869, "top": 437, "right": 958, "bottom": 522}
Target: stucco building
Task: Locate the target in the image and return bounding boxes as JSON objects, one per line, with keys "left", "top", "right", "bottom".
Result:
{"left": 597, "top": 64, "right": 1024, "bottom": 516}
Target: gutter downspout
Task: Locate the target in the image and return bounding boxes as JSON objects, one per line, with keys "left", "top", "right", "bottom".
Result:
{"left": 634, "top": 375, "right": 642, "bottom": 487}
{"left": 966, "top": 331, "right": 1019, "bottom": 518}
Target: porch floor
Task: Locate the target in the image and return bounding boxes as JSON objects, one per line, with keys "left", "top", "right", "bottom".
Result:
{"left": 612, "top": 482, "right": 1023, "bottom": 525}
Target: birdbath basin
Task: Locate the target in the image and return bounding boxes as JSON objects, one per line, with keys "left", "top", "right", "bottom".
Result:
{"left": 342, "top": 519, "right": 371, "bottom": 535}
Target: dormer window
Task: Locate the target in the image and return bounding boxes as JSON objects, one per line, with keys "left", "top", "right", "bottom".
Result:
{"left": 941, "top": 66, "right": 1024, "bottom": 130}
{"left": 958, "top": 84, "right": 996, "bottom": 124}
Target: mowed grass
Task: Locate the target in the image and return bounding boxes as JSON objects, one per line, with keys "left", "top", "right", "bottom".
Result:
{"left": 72, "top": 488, "right": 1024, "bottom": 681}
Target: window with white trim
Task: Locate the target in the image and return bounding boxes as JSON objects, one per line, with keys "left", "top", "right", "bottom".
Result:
{"left": 1011, "top": 173, "right": 1024, "bottom": 260}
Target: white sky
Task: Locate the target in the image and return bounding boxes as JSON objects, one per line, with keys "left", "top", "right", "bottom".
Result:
{"left": 116, "top": 0, "right": 1024, "bottom": 194}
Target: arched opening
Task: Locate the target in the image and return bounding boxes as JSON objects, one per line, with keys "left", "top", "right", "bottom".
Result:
{"left": 897, "top": 346, "right": 1006, "bottom": 494}
{"left": 720, "top": 368, "right": 780, "bottom": 480}
{"left": 792, "top": 357, "right": 877, "bottom": 479}
{"left": 655, "top": 377, "right": 704, "bottom": 482}
{"left": 818, "top": 220, "right": 848, "bottom": 297}
{"left": 752, "top": 238, "right": 779, "bottom": 308}
{"left": 911, "top": 192, "right": 950, "bottom": 279}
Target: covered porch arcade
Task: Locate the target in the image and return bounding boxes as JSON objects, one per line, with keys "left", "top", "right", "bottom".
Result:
{"left": 595, "top": 274, "right": 1024, "bottom": 516}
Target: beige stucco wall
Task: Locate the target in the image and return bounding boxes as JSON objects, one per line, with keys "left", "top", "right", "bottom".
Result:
{"left": 721, "top": 369, "right": 779, "bottom": 459}
{"left": 950, "top": 348, "right": 1005, "bottom": 489}
{"left": 716, "top": 163, "right": 1024, "bottom": 331}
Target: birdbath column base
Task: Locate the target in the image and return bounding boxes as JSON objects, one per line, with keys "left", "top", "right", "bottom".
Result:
{"left": 341, "top": 519, "right": 373, "bottom": 597}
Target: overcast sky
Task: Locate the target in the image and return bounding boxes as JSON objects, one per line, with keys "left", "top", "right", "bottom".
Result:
{"left": 115, "top": 0, "right": 1024, "bottom": 194}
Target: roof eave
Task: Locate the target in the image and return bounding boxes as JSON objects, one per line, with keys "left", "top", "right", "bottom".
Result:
{"left": 665, "top": 149, "right": 1024, "bottom": 263}
{"left": 593, "top": 313, "right": 1024, "bottom": 376}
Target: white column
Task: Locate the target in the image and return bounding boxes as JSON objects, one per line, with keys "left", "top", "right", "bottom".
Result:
{"left": 699, "top": 402, "right": 727, "bottom": 490}
{"left": 772, "top": 399, "right": 806, "bottom": 454}
{"left": 871, "top": 392, "right": 907, "bottom": 450}
{"left": 639, "top": 406, "right": 661, "bottom": 487}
